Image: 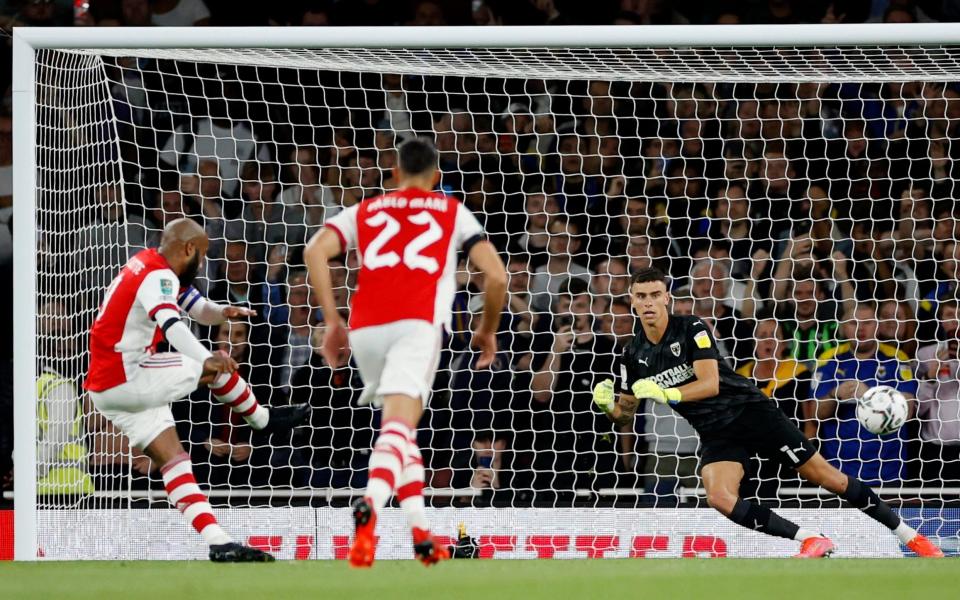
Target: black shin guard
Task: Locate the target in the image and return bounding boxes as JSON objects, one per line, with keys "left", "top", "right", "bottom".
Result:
{"left": 728, "top": 499, "right": 800, "bottom": 540}
{"left": 840, "top": 475, "right": 900, "bottom": 530}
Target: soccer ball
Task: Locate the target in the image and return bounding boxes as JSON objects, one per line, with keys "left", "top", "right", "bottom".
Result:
{"left": 856, "top": 385, "right": 908, "bottom": 436}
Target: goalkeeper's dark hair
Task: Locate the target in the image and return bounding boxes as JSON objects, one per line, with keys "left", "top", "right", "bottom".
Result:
{"left": 398, "top": 137, "right": 438, "bottom": 176}
{"left": 631, "top": 266, "right": 668, "bottom": 287}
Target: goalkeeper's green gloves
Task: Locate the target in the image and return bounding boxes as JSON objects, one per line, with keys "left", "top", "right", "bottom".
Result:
{"left": 592, "top": 379, "right": 615, "bottom": 414}
{"left": 631, "top": 379, "right": 682, "bottom": 406}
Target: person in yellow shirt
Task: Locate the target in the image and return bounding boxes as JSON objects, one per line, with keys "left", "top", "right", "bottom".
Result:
{"left": 37, "top": 367, "right": 93, "bottom": 495}
{"left": 736, "top": 318, "right": 816, "bottom": 439}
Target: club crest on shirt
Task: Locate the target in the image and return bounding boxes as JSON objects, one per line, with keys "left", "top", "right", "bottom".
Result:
{"left": 160, "top": 278, "right": 174, "bottom": 296}
{"left": 694, "top": 330, "right": 711, "bottom": 349}
{"left": 670, "top": 342, "right": 681, "bottom": 357}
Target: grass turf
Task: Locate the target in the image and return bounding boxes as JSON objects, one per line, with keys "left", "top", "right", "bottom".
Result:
{"left": 2, "top": 559, "right": 958, "bottom": 600}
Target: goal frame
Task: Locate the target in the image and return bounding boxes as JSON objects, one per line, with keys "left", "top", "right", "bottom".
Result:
{"left": 12, "top": 23, "right": 960, "bottom": 561}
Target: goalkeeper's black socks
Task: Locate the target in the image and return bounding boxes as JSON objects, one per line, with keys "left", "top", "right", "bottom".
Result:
{"left": 840, "top": 475, "right": 918, "bottom": 543}
{"left": 728, "top": 499, "right": 801, "bottom": 540}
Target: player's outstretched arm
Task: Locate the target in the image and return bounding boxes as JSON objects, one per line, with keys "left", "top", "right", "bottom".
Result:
{"left": 304, "top": 228, "right": 349, "bottom": 367}
{"left": 178, "top": 286, "right": 255, "bottom": 326}
{"left": 467, "top": 240, "right": 507, "bottom": 369}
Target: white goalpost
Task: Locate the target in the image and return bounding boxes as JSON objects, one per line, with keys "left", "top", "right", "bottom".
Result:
{"left": 12, "top": 24, "right": 960, "bottom": 561}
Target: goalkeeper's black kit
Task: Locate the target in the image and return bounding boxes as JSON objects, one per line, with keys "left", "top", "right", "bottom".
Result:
{"left": 620, "top": 314, "right": 815, "bottom": 469}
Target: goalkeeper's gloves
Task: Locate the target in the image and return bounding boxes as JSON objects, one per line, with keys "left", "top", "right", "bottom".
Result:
{"left": 592, "top": 379, "right": 615, "bottom": 414}
{"left": 631, "top": 379, "right": 682, "bottom": 406}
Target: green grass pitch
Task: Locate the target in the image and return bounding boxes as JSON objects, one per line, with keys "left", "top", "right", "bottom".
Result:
{"left": 1, "top": 559, "right": 957, "bottom": 600}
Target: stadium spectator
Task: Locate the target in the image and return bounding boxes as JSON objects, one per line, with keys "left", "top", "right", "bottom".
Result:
{"left": 512, "top": 192, "right": 552, "bottom": 267}
{"left": 150, "top": 0, "right": 210, "bottom": 26}
{"left": 80, "top": 183, "right": 149, "bottom": 290}
{"left": 600, "top": 297, "right": 635, "bottom": 349}
{"left": 36, "top": 301, "right": 93, "bottom": 495}
{"left": 298, "top": 3, "right": 330, "bottom": 26}
{"left": 290, "top": 321, "right": 372, "bottom": 489}
{"left": 915, "top": 297, "right": 960, "bottom": 484}
{"left": 466, "top": 432, "right": 508, "bottom": 491}
{"left": 592, "top": 256, "right": 631, "bottom": 303}
{"left": 737, "top": 318, "right": 816, "bottom": 437}
{"left": 528, "top": 279, "right": 618, "bottom": 492}
{"left": 815, "top": 302, "right": 918, "bottom": 484}
{"left": 775, "top": 275, "right": 843, "bottom": 367}
{"left": 270, "top": 269, "right": 316, "bottom": 395}
{"left": 206, "top": 239, "right": 267, "bottom": 321}
{"left": 917, "top": 238, "right": 960, "bottom": 344}
{"left": 504, "top": 253, "right": 535, "bottom": 335}
{"left": 119, "top": 0, "right": 152, "bottom": 25}
{"left": 708, "top": 183, "right": 772, "bottom": 279}
{"left": 187, "top": 321, "right": 265, "bottom": 487}
{"left": 689, "top": 257, "right": 755, "bottom": 366}
{"left": 277, "top": 145, "right": 340, "bottom": 245}
{"left": 528, "top": 216, "right": 592, "bottom": 313}
{"left": 189, "top": 159, "right": 227, "bottom": 262}
{"left": 157, "top": 113, "right": 269, "bottom": 199}
{"left": 877, "top": 299, "right": 918, "bottom": 359}
{"left": 231, "top": 162, "right": 285, "bottom": 260}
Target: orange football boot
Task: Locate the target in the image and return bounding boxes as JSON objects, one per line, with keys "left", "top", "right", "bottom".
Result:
{"left": 347, "top": 498, "right": 377, "bottom": 568}
{"left": 906, "top": 534, "right": 944, "bottom": 558}
{"left": 794, "top": 536, "right": 836, "bottom": 558}
{"left": 413, "top": 527, "right": 451, "bottom": 566}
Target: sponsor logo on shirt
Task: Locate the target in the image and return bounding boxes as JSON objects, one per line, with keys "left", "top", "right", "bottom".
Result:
{"left": 650, "top": 364, "right": 695, "bottom": 388}
{"left": 160, "top": 278, "right": 174, "bottom": 296}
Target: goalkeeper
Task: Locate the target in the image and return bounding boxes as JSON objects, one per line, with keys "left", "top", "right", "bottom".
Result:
{"left": 592, "top": 267, "right": 941, "bottom": 558}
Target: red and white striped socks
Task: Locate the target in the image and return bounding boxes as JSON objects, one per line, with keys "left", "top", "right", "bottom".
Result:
{"left": 365, "top": 420, "right": 410, "bottom": 511}
{"left": 210, "top": 371, "right": 269, "bottom": 430}
{"left": 396, "top": 432, "right": 428, "bottom": 531}
{"left": 161, "top": 453, "right": 232, "bottom": 546}
{"left": 364, "top": 419, "right": 429, "bottom": 531}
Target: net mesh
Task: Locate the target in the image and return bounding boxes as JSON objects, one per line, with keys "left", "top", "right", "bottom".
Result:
{"left": 31, "top": 43, "right": 960, "bottom": 557}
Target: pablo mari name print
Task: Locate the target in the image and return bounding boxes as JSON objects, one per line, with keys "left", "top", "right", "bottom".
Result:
{"left": 366, "top": 195, "right": 449, "bottom": 213}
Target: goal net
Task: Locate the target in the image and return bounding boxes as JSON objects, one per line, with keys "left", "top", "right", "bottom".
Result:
{"left": 16, "top": 26, "right": 960, "bottom": 559}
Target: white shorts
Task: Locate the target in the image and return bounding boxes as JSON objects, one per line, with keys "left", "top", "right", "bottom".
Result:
{"left": 349, "top": 319, "right": 443, "bottom": 407}
{"left": 88, "top": 352, "right": 203, "bottom": 449}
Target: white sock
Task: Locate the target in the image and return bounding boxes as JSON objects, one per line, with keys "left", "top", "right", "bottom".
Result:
{"left": 894, "top": 521, "right": 918, "bottom": 544}
{"left": 210, "top": 371, "right": 269, "bottom": 429}
{"left": 793, "top": 528, "right": 820, "bottom": 542}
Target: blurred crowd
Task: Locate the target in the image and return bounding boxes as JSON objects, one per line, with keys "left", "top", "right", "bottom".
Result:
{"left": 2, "top": 0, "right": 960, "bottom": 507}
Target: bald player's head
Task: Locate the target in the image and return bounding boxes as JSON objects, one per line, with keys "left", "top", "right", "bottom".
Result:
{"left": 159, "top": 218, "right": 209, "bottom": 286}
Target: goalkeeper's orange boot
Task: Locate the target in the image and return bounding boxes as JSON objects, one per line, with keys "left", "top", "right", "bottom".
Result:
{"left": 906, "top": 534, "right": 944, "bottom": 558}
{"left": 794, "top": 535, "right": 835, "bottom": 558}
{"left": 413, "top": 527, "right": 450, "bottom": 567}
{"left": 347, "top": 498, "right": 377, "bottom": 568}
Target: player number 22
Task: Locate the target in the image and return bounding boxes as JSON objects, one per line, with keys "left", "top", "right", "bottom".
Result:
{"left": 363, "top": 211, "right": 442, "bottom": 273}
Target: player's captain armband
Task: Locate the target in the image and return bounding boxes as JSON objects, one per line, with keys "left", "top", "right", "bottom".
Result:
{"left": 694, "top": 330, "right": 711, "bottom": 349}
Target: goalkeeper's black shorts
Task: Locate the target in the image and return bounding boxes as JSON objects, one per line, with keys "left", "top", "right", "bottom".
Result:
{"left": 697, "top": 401, "right": 816, "bottom": 470}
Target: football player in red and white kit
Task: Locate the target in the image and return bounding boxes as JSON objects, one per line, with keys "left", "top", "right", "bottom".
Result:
{"left": 305, "top": 138, "right": 507, "bottom": 567}
{"left": 84, "top": 218, "right": 310, "bottom": 562}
